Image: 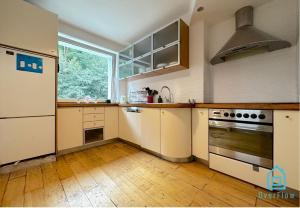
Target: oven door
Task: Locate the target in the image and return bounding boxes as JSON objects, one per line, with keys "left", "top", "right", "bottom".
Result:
{"left": 209, "top": 120, "right": 273, "bottom": 169}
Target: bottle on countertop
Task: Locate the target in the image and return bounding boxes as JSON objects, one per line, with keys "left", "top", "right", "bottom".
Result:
{"left": 158, "top": 95, "right": 163, "bottom": 103}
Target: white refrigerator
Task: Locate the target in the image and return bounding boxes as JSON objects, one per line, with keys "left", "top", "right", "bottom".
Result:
{"left": 0, "top": 46, "right": 56, "bottom": 165}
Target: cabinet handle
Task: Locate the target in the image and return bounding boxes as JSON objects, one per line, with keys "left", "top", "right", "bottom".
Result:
{"left": 285, "top": 115, "right": 290, "bottom": 119}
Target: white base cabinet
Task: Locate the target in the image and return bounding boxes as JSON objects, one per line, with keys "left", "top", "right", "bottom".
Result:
{"left": 192, "top": 108, "right": 208, "bottom": 161}
{"left": 161, "top": 108, "right": 191, "bottom": 159}
{"left": 57, "top": 108, "right": 83, "bottom": 151}
{"left": 119, "top": 107, "right": 141, "bottom": 145}
{"left": 104, "top": 107, "right": 119, "bottom": 140}
{"left": 141, "top": 108, "right": 161, "bottom": 153}
{"left": 274, "top": 110, "right": 299, "bottom": 191}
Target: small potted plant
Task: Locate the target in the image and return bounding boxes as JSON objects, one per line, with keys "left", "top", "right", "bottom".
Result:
{"left": 144, "top": 87, "right": 158, "bottom": 103}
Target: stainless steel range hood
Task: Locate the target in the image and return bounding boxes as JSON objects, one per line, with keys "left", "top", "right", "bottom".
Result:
{"left": 210, "top": 6, "right": 291, "bottom": 65}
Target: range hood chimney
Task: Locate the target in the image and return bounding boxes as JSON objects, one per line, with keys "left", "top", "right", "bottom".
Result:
{"left": 210, "top": 6, "right": 291, "bottom": 65}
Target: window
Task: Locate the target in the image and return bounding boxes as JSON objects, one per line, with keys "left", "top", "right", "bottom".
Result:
{"left": 58, "top": 40, "right": 115, "bottom": 101}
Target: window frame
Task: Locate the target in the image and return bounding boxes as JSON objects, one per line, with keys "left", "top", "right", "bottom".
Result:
{"left": 57, "top": 35, "right": 117, "bottom": 102}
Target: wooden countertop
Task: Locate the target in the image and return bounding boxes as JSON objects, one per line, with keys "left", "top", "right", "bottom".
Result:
{"left": 195, "top": 103, "right": 300, "bottom": 110}
{"left": 57, "top": 102, "right": 299, "bottom": 110}
{"left": 119, "top": 103, "right": 194, "bottom": 108}
{"left": 57, "top": 102, "right": 119, "bottom": 107}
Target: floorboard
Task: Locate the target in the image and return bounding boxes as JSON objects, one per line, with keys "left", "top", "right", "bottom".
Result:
{"left": 0, "top": 142, "right": 299, "bottom": 207}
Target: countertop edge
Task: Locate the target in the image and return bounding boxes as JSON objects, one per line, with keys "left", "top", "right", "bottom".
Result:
{"left": 57, "top": 102, "right": 300, "bottom": 110}
{"left": 118, "top": 103, "right": 194, "bottom": 108}
{"left": 57, "top": 102, "right": 119, "bottom": 107}
{"left": 195, "top": 103, "right": 300, "bottom": 110}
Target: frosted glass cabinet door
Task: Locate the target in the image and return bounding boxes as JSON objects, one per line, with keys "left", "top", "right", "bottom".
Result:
{"left": 0, "top": 47, "right": 56, "bottom": 118}
{"left": 153, "top": 21, "right": 179, "bottom": 50}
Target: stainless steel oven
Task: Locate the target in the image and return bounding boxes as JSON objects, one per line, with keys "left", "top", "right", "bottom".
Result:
{"left": 209, "top": 109, "right": 273, "bottom": 169}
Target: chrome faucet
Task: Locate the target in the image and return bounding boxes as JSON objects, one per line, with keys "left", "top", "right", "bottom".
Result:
{"left": 160, "top": 86, "right": 172, "bottom": 103}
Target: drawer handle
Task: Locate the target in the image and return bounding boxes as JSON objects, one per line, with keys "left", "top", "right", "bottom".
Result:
{"left": 285, "top": 115, "right": 290, "bottom": 119}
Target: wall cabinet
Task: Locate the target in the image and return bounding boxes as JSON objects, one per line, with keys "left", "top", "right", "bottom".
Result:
{"left": 104, "top": 107, "right": 119, "bottom": 140}
{"left": 274, "top": 110, "right": 299, "bottom": 191}
{"left": 118, "top": 19, "right": 189, "bottom": 81}
{"left": 161, "top": 108, "right": 191, "bottom": 159}
{"left": 57, "top": 108, "right": 83, "bottom": 151}
{"left": 192, "top": 108, "right": 208, "bottom": 161}
{"left": 141, "top": 108, "right": 161, "bottom": 153}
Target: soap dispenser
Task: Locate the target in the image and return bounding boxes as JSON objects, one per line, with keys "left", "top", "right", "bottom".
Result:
{"left": 158, "top": 95, "right": 163, "bottom": 103}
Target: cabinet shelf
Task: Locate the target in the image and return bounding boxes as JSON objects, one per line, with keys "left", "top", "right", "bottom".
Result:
{"left": 118, "top": 19, "right": 189, "bottom": 81}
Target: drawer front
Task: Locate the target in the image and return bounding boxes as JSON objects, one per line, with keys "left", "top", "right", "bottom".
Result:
{"left": 209, "top": 153, "right": 269, "bottom": 188}
{"left": 83, "top": 107, "right": 104, "bottom": 114}
{"left": 83, "top": 121, "right": 105, "bottom": 129}
{"left": 83, "top": 114, "right": 104, "bottom": 122}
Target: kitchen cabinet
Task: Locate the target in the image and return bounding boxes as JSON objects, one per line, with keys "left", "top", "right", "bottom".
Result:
{"left": 119, "top": 107, "right": 141, "bottom": 145}
{"left": 57, "top": 108, "right": 83, "bottom": 151}
{"left": 118, "top": 19, "right": 189, "bottom": 81}
{"left": 192, "top": 108, "right": 208, "bottom": 161}
{"left": 104, "top": 107, "right": 119, "bottom": 140}
{"left": 141, "top": 108, "right": 161, "bottom": 153}
{"left": 161, "top": 108, "right": 191, "bottom": 160}
{"left": 274, "top": 110, "right": 299, "bottom": 191}
{"left": 119, "top": 107, "right": 130, "bottom": 141}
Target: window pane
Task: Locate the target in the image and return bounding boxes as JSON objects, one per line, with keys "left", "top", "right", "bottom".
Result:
{"left": 58, "top": 42, "right": 112, "bottom": 100}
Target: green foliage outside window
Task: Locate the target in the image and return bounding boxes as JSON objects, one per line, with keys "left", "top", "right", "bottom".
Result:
{"left": 58, "top": 43, "right": 112, "bottom": 100}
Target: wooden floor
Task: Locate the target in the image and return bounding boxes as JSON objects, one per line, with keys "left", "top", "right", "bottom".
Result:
{"left": 0, "top": 142, "right": 299, "bottom": 207}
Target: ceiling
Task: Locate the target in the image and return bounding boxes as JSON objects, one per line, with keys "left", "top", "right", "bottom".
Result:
{"left": 193, "top": 0, "right": 272, "bottom": 25}
{"left": 26, "top": 0, "right": 194, "bottom": 46}
{"left": 26, "top": 0, "right": 273, "bottom": 47}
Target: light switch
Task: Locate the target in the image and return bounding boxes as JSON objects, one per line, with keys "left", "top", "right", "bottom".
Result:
{"left": 32, "top": 63, "right": 37, "bottom": 69}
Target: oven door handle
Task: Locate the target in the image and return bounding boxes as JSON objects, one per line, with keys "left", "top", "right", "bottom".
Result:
{"left": 209, "top": 120, "right": 273, "bottom": 133}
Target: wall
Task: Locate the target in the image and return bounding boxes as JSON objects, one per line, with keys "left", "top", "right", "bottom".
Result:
{"left": 208, "top": 0, "right": 299, "bottom": 103}
{"left": 125, "top": 16, "right": 207, "bottom": 103}
{"left": 59, "top": 21, "right": 124, "bottom": 52}
{"left": 121, "top": 0, "right": 299, "bottom": 103}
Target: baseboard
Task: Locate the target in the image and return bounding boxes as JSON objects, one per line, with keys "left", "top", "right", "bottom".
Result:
{"left": 0, "top": 154, "right": 56, "bottom": 174}
{"left": 193, "top": 156, "right": 209, "bottom": 166}
{"left": 57, "top": 138, "right": 120, "bottom": 156}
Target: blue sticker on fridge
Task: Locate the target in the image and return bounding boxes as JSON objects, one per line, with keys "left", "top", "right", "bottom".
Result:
{"left": 16, "top": 53, "right": 43, "bottom": 73}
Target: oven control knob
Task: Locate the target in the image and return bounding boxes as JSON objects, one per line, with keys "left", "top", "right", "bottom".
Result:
{"left": 236, "top": 113, "right": 242, "bottom": 118}
{"left": 224, "top": 112, "right": 229, "bottom": 117}
{"left": 259, "top": 114, "right": 266, "bottom": 119}
{"left": 243, "top": 113, "right": 249, "bottom": 118}
{"left": 251, "top": 114, "right": 257, "bottom": 119}
{"left": 230, "top": 113, "right": 235, "bottom": 117}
